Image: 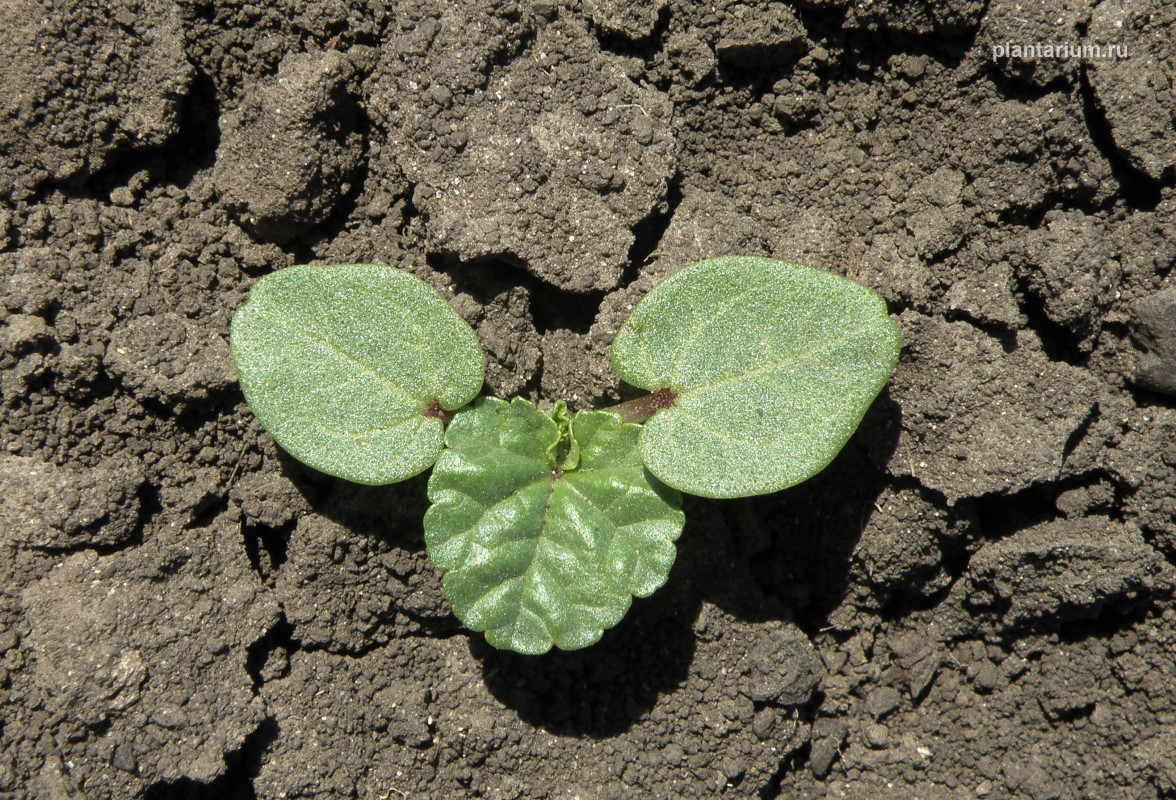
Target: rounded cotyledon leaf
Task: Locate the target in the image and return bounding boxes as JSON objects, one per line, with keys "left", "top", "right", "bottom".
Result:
{"left": 230, "top": 264, "right": 484, "bottom": 485}
{"left": 424, "top": 397, "right": 684, "bottom": 655}
{"left": 611, "top": 256, "right": 901, "bottom": 499}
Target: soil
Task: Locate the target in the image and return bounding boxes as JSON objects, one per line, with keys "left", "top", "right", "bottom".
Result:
{"left": 1, "top": 0, "right": 1175, "bottom": 798}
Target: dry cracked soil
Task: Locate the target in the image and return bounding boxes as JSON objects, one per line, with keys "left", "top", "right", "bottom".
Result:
{"left": 2, "top": 0, "right": 1176, "bottom": 798}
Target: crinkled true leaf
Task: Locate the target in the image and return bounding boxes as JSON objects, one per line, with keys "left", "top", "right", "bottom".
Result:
{"left": 230, "top": 264, "right": 484, "bottom": 484}
{"left": 611, "top": 256, "right": 901, "bottom": 498}
{"left": 424, "top": 397, "right": 684, "bottom": 654}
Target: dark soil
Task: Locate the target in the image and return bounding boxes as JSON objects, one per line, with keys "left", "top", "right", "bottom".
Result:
{"left": 2, "top": 0, "right": 1175, "bottom": 798}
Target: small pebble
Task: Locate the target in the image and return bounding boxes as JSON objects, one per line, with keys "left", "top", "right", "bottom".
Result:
{"left": 1090, "top": 703, "right": 1114, "bottom": 727}
{"left": 809, "top": 718, "right": 848, "bottom": 779}
{"left": 1131, "top": 289, "right": 1176, "bottom": 395}
{"left": 110, "top": 186, "right": 135, "bottom": 206}
{"left": 863, "top": 721, "right": 890, "bottom": 749}
{"left": 719, "top": 756, "right": 745, "bottom": 781}
{"left": 151, "top": 704, "right": 189, "bottom": 729}
{"left": 973, "top": 662, "right": 1001, "bottom": 693}
{"left": 111, "top": 742, "right": 137, "bottom": 773}
{"left": 865, "top": 686, "right": 901, "bottom": 720}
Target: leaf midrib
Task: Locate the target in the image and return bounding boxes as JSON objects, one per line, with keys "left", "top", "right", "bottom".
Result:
{"left": 506, "top": 474, "right": 561, "bottom": 643}
{"left": 666, "top": 286, "right": 756, "bottom": 384}
{"left": 458, "top": 454, "right": 633, "bottom": 645}
{"left": 300, "top": 267, "right": 448, "bottom": 392}
{"left": 455, "top": 471, "right": 562, "bottom": 645}
{"left": 251, "top": 305, "right": 423, "bottom": 410}
{"left": 663, "top": 317, "right": 890, "bottom": 396}
{"left": 369, "top": 279, "right": 444, "bottom": 391}
{"left": 293, "top": 413, "right": 426, "bottom": 440}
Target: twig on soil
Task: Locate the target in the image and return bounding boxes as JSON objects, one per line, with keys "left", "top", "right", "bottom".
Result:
{"left": 615, "top": 102, "right": 649, "bottom": 117}
{"left": 226, "top": 431, "right": 254, "bottom": 490}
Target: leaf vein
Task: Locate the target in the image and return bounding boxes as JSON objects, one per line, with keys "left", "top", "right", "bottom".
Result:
{"left": 446, "top": 477, "right": 550, "bottom": 550}
{"left": 563, "top": 480, "right": 621, "bottom": 554}
{"left": 293, "top": 413, "right": 424, "bottom": 439}
{"left": 668, "top": 286, "right": 757, "bottom": 384}
{"left": 682, "top": 319, "right": 885, "bottom": 395}
{"left": 251, "top": 306, "right": 421, "bottom": 408}
{"left": 371, "top": 281, "right": 444, "bottom": 390}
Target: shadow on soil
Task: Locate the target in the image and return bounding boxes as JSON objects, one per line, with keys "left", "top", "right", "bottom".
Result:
{"left": 260, "top": 386, "right": 900, "bottom": 739}
{"left": 474, "top": 389, "right": 902, "bottom": 737}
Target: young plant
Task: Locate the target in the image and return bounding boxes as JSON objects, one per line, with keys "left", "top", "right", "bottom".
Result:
{"left": 230, "top": 258, "right": 900, "bottom": 654}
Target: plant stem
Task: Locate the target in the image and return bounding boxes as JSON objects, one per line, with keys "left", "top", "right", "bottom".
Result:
{"left": 603, "top": 387, "right": 679, "bottom": 424}
{"left": 424, "top": 398, "right": 455, "bottom": 425}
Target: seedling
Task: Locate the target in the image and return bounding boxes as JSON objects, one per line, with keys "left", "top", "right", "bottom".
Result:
{"left": 230, "top": 257, "right": 900, "bottom": 654}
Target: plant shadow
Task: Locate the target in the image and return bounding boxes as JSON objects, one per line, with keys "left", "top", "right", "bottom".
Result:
{"left": 709, "top": 388, "right": 903, "bottom": 632}
{"left": 264, "top": 388, "right": 900, "bottom": 737}
{"left": 473, "top": 391, "right": 900, "bottom": 737}
{"left": 474, "top": 526, "right": 701, "bottom": 739}
{"left": 274, "top": 446, "right": 431, "bottom": 549}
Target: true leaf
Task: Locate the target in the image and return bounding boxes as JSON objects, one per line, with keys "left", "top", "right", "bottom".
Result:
{"left": 230, "top": 264, "right": 484, "bottom": 484}
{"left": 611, "top": 256, "right": 901, "bottom": 498}
{"left": 424, "top": 397, "right": 684, "bottom": 654}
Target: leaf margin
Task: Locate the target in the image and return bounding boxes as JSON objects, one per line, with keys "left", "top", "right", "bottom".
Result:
{"left": 229, "top": 263, "right": 485, "bottom": 485}
{"left": 611, "top": 255, "right": 901, "bottom": 499}
{"left": 424, "top": 396, "right": 685, "bottom": 654}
